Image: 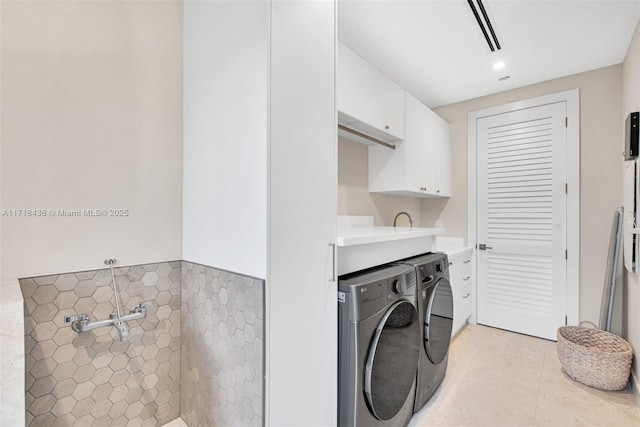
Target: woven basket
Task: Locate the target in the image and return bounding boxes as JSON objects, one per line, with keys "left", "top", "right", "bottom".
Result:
{"left": 557, "top": 326, "right": 633, "bottom": 391}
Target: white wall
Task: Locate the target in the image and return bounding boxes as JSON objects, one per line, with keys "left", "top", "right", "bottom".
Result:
{"left": 338, "top": 137, "right": 425, "bottom": 226}
{"left": 1, "top": 1, "right": 183, "bottom": 280}
{"left": 182, "top": 0, "right": 267, "bottom": 279}
{"left": 428, "top": 65, "right": 623, "bottom": 328}
{"left": 622, "top": 18, "right": 640, "bottom": 402}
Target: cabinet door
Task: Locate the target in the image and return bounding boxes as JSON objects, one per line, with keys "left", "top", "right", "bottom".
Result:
{"left": 421, "top": 106, "right": 450, "bottom": 197}
{"left": 337, "top": 42, "right": 405, "bottom": 141}
{"left": 369, "top": 94, "right": 451, "bottom": 198}
{"left": 361, "top": 63, "right": 405, "bottom": 140}
{"left": 270, "top": 2, "right": 336, "bottom": 425}
{"left": 405, "top": 94, "right": 434, "bottom": 194}
{"left": 337, "top": 42, "right": 363, "bottom": 125}
{"left": 433, "top": 117, "right": 451, "bottom": 197}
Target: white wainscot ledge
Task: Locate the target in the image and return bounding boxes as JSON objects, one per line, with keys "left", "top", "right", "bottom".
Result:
{"left": 337, "top": 226, "right": 444, "bottom": 275}
{"left": 0, "top": 279, "right": 25, "bottom": 427}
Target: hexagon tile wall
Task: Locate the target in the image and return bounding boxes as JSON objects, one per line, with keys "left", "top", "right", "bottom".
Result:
{"left": 19, "top": 262, "right": 182, "bottom": 426}
{"left": 180, "top": 261, "right": 264, "bottom": 427}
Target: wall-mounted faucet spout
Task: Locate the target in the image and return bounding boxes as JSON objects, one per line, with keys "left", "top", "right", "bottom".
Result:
{"left": 115, "top": 319, "right": 129, "bottom": 342}
{"left": 64, "top": 258, "right": 151, "bottom": 342}
{"left": 393, "top": 211, "right": 413, "bottom": 228}
{"left": 66, "top": 300, "right": 151, "bottom": 337}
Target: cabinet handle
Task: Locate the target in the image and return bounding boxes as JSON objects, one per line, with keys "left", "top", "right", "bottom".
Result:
{"left": 384, "top": 125, "right": 390, "bottom": 130}
{"left": 463, "top": 276, "right": 471, "bottom": 281}
{"left": 449, "top": 262, "right": 453, "bottom": 266}
{"left": 329, "top": 243, "right": 336, "bottom": 283}
{"left": 463, "top": 293, "right": 471, "bottom": 299}
{"left": 463, "top": 259, "right": 471, "bottom": 264}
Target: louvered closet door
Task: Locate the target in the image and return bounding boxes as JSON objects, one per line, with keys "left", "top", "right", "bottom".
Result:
{"left": 477, "top": 102, "right": 567, "bottom": 340}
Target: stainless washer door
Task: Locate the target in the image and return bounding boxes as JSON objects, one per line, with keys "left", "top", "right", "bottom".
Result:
{"left": 425, "top": 278, "right": 453, "bottom": 364}
{"left": 364, "top": 300, "right": 420, "bottom": 420}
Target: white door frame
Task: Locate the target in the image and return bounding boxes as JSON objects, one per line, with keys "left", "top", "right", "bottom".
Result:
{"left": 467, "top": 89, "right": 580, "bottom": 327}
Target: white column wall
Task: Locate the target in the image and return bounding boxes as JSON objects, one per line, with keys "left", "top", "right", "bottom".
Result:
{"left": 182, "top": 1, "right": 268, "bottom": 279}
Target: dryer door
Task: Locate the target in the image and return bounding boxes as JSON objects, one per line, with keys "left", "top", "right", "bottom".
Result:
{"left": 425, "top": 278, "right": 453, "bottom": 364}
{"left": 364, "top": 300, "right": 420, "bottom": 420}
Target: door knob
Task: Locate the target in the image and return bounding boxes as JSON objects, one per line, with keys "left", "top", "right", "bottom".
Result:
{"left": 478, "top": 244, "right": 493, "bottom": 250}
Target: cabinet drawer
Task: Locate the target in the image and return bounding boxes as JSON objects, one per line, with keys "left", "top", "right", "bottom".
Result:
{"left": 459, "top": 266, "right": 472, "bottom": 286}
{"left": 452, "top": 283, "right": 472, "bottom": 337}
{"left": 459, "top": 284, "right": 472, "bottom": 321}
{"left": 449, "top": 258, "right": 471, "bottom": 284}
{"left": 459, "top": 256, "right": 472, "bottom": 274}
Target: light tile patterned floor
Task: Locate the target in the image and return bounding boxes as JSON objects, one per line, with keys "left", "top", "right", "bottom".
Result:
{"left": 410, "top": 324, "right": 640, "bottom": 426}
{"left": 161, "top": 417, "right": 187, "bottom": 427}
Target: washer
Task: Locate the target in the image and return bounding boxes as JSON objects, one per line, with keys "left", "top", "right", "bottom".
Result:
{"left": 397, "top": 252, "right": 453, "bottom": 413}
{"left": 338, "top": 264, "right": 420, "bottom": 427}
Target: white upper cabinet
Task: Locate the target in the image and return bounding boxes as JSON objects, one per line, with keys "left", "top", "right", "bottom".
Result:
{"left": 369, "top": 93, "right": 451, "bottom": 197}
{"left": 337, "top": 42, "right": 405, "bottom": 143}
{"left": 433, "top": 110, "right": 451, "bottom": 197}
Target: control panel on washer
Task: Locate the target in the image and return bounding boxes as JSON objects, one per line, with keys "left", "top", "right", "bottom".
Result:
{"left": 338, "top": 264, "right": 417, "bottom": 322}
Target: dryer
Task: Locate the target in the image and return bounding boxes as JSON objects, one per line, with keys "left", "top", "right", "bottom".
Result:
{"left": 338, "top": 264, "right": 420, "bottom": 427}
{"left": 397, "top": 252, "right": 453, "bottom": 412}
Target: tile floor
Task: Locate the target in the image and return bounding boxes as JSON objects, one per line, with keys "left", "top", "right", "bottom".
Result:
{"left": 410, "top": 324, "right": 640, "bottom": 426}
{"left": 161, "top": 417, "right": 187, "bottom": 427}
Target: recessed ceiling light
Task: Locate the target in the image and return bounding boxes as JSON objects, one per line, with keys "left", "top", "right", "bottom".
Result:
{"left": 493, "top": 61, "right": 506, "bottom": 70}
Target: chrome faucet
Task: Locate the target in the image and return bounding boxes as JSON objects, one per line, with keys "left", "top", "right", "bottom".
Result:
{"left": 393, "top": 211, "right": 413, "bottom": 228}
{"left": 65, "top": 301, "right": 151, "bottom": 341}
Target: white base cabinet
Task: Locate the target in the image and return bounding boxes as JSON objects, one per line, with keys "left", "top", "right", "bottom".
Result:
{"left": 448, "top": 248, "right": 473, "bottom": 337}
{"left": 369, "top": 93, "right": 451, "bottom": 197}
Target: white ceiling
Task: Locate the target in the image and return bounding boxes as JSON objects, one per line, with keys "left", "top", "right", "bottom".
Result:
{"left": 338, "top": 0, "right": 640, "bottom": 108}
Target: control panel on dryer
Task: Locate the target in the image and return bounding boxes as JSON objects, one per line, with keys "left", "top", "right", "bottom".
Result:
{"left": 435, "top": 259, "right": 448, "bottom": 275}
{"left": 388, "top": 278, "right": 401, "bottom": 295}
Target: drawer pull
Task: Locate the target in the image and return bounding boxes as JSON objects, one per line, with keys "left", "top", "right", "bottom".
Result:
{"left": 463, "top": 259, "right": 471, "bottom": 264}
{"left": 463, "top": 293, "right": 471, "bottom": 299}
{"left": 463, "top": 276, "right": 471, "bottom": 281}
{"left": 449, "top": 262, "right": 453, "bottom": 266}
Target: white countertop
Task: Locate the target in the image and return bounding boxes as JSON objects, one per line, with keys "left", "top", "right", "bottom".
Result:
{"left": 336, "top": 226, "right": 444, "bottom": 247}
{"left": 436, "top": 237, "right": 473, "bottom": 258}
{"left": 438, "top": 245, "right": 473, "bottom": 258}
